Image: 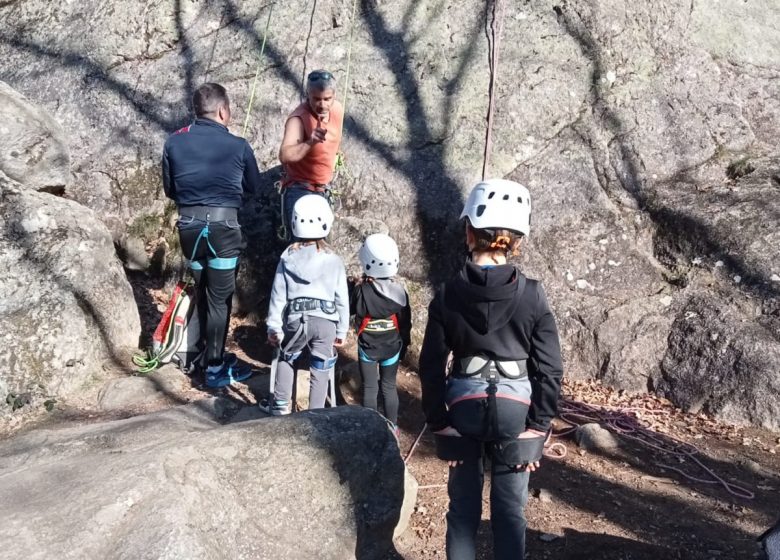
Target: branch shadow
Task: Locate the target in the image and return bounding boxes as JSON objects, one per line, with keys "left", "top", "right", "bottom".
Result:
{"left": 555, "top": 3, "right": 780, "bottom": 301}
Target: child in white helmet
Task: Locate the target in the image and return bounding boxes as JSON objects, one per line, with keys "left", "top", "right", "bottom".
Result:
{"left": 351, "top": 234, "right": 411, "bottom": 432}
{"left": 419, "top": 179, "right": 563, "bottom": 559}
{"left": 263, "top": 194, "right": 349, "bottom": 415}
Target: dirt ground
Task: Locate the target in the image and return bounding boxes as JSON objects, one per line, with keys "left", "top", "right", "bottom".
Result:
{"left": 5, "top": 276, "right": 779, "bottom": 560}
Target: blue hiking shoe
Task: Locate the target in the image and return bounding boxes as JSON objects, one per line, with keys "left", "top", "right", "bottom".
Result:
{"left": 205, "top": 362, "right": 253, "bottom": 388}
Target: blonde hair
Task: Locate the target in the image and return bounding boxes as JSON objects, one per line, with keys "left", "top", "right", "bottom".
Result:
{"left": 290, "top": 239, "right": 331, "bottom": 253}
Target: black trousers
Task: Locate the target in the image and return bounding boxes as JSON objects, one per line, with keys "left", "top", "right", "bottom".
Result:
{"left": 446, "top": 452, "right": 529, "bottom": 560}
{"left": 359, "top": 360, "right": 400, "bottom": 424}
{"left": 178, "top": 221, "right": 245, "bottom": 365}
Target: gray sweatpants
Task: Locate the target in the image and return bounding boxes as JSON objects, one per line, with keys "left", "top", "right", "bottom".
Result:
{"left": 274, "top": 316, "right": 337, "bottom": 409}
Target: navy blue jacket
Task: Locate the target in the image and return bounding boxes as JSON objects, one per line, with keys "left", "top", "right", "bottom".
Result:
{"left": 162, "top": 118, "right": 261, "bottom": 208}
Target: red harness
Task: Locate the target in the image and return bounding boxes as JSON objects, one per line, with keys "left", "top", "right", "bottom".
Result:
{"left": 357, "top": 314, "right": 399, "bottom": 336}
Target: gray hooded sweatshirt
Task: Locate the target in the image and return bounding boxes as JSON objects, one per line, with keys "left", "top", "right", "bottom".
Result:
{"left": 267, "top": 244, "right": 349, "bottom": 339}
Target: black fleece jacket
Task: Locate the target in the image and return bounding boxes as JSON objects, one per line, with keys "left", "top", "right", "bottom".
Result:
{"left": 350, "top": 278, "right": 412, "bottom": 361}
{"left": 418, "top": 262, "right": 563, "bottom": 432}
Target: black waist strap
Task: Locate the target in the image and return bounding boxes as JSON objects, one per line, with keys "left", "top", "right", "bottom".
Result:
{"left": 289, "top": 297, "right": 336, "bottom": 314}
{"left": 179, "top": 206, "right": 238, "bottom": 222}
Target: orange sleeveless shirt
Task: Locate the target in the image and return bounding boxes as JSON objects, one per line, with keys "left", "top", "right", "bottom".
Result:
{"left": 284, "top": 100, "right": 343, "bottom": 186}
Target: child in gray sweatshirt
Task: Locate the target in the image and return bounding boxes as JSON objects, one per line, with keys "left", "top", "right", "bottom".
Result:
{"left": 264, "top": 195, "right": 349, "bottom": 415}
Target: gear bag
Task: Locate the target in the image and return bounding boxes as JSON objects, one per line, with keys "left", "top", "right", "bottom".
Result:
{"left": 133, "top": 280, "right": 201, "bottom": 373}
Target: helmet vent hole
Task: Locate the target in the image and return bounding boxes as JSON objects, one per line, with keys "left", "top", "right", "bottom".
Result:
{"left": 309, "top": 219, "right": 314, "bottom": 223}
{"left": 476, "top": 204, "right": 486, "bottom": 217}
{"left": 366, "top": 264, "right": 371, "bottom": 270}
{"left": 488, "top": 191, "right": 495, "bottom": 199}
{"left": 371, "top": 259, "right": 376, "bottom": 264}
{"left": 502, "top": 194, "right": 509, "bottom": 200}
{"left": 318, "top": 217, "right": 322, "bottom": 221}
{"left": 322, "top": 224, "right": 327, "bottom": 231}
{"left": 517, "top": 197, "right": 522, "bottom": 203}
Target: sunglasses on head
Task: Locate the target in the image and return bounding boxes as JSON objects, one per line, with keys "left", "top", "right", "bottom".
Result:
{"left": 308, "top": 71, "right": 334, "bottom": 82}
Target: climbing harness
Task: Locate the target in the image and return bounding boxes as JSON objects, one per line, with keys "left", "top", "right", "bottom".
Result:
{"left": 242, "top": 2, "right": 275, "bottom": 138}
{"left": 436, "top": 355, "right": 545, "bottom": 466}
{"left": 263, "top": 298, "right": 339, "bottom": 413}
{"left": 356, "top": 314, "right": 399, "bottom": 336}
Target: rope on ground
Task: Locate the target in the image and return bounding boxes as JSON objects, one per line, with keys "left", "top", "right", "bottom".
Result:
{"left": 481, "top": 0, "right": 507, "bottom": 181}
{"left": 405, "top": 423, "right": 427, "bottom": 464}
{"left": 554, "top": 398, "right": 755, "bottom": 500}
{"left": 242, "top": 2, "right": 275, "bottom": 138}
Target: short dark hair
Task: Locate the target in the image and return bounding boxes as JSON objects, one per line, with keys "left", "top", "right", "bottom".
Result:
{"left": 192, "top": 83, "right": 229, "bottom": 117}
{"left": 306, "top": 70, "right": 336, "bottom": 93}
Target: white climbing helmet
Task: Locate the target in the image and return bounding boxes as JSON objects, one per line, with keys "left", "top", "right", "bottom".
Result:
{"left": 291, "top": 194, "right": 334, "bottom": 239}
{"left": 460, "top": 178, "right": 531, "bottom": 236}
{"left": 359, "top": 233, "right": 400, "bottom": 278}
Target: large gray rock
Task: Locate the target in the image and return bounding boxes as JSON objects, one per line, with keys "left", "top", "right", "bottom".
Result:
{"left": 0, "top": 80, "right": 69, "bottom": 193}
{"left": 0, "top": 404, "right": 417, "bottom": 560}
{"left": 1, "top": 0, "right": 780, "bottom": 425}
{"left": 0, "top": 172, "right": 141, "bottom": 414}
{"left": 656, "top": 295, "right": 780, "bottom": 430}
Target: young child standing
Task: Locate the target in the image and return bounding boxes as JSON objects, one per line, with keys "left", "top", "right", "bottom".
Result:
{"left": 264, "top": 194, "right": 349, "bottom": 415}
{"left": 419, "top": 179, "right": 563, "bottom": 560}
{"left": 351, "top": 234, "right": 411, "bottom": 431}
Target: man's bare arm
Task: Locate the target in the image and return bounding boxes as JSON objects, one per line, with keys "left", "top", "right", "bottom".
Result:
{"left": 279, "top": 116, "right": 327, "bottom": 164}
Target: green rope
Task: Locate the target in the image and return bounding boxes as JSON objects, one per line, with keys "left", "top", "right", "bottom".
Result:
{"left": 334, "top": 0, "right": 359, "bottom": 175}
{"left": 132, "top": 350, "right": 161, "bottom": 374}
{"left": 242, "top": 3, "right": 275, "bottom": 138}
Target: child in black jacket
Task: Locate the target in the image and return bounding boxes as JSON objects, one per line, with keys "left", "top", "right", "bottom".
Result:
{"left": 351, "top": 234, "right": 411, "bottom": 431}
{"left": 419, "top": 179, "right": 563, "bottom": 560}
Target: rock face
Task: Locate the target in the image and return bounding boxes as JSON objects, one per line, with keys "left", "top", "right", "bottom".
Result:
{"left": 0, "top": 80, "right": 69, "bottom": 193}
{"left": 0, "top": 404, "right": 417, "bottom": 560}
{"left": 0, "top": 172, "right": 141, "bottom": 414}
{"left": 656, "top": 295, "right": 780, "bottom": 430}
{"left": 1, "top": 0, "right": 780, "bottom": 426}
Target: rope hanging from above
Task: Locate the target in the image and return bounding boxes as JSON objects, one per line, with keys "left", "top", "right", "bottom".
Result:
{"left": 482, "top": 0, "right": 507, "bottom": 181}
{"left": 242, "top": 2, "right": 275, "bottom": 138}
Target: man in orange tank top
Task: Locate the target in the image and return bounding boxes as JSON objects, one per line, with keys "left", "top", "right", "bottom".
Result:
{"left": 278, "top": 70, "right": 343, "bottom": 239}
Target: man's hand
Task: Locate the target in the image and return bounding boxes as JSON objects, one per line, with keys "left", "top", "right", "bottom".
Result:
{"left": 307, "top": 126, "right": 327, "bottom": 145}
{"left": 433, "top": 426, "right": 464, "bottom": 467}
{"left": 267, "top": 333, "right": 280, "bottom": 347}
{"left": 333, "top": 338, "right": 344, "bottom": 348}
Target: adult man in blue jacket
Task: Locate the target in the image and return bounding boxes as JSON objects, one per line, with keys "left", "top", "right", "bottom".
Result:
{"left": 162, "top": 83, "right": 260, "bottom": 387}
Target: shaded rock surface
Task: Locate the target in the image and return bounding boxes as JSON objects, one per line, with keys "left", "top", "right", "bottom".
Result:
{"left": 0, "top": 172, "right": 141, "bottom": 415}
{"left": 0, "top": 404, "right": 416, "bottom": 560}
{"left": 656, "top": 295, "right": 780, "bottom": 430}
{"left": 1, "top": 1, "right": 780, "bottom": 426}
